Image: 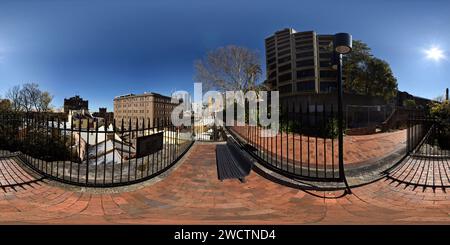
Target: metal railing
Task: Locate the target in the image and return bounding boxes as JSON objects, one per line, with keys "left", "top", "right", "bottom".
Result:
{"left": 407, "top": 115, "right": 450, "bottom": 158}
{"left": 385, "top": 113, "right": 450, "bottom": 188}
{"left": 228, "top": 103, "right": 343, "bottom": 181}
{"left": 0, "top": 113, "right": 194, "bottom": 187}
{"left": 193, "top": 117, "right": 226, "bottom": 142}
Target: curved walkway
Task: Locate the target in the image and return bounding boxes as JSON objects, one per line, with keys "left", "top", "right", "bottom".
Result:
{"left": 0, "top": 144, "right": 449, "bottom": 224}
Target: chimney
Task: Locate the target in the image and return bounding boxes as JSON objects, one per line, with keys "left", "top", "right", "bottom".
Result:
{"left": 446, "top": 88, "right": 449, "bottom": 101}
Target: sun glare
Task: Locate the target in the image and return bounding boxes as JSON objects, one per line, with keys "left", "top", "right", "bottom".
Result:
{"left": 425, "top": 46, "right": 445, "bottom": 61}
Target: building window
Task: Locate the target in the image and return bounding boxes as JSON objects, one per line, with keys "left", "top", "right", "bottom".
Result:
{"left": 297, "top": 69, "right": 315, "bottom": 79}
{"left": 296, "top": 45, "right": 314, "bottom": 51}
{"left": 320, "top": 82, "right": 337, "bottom": 92}
{"left": 278, "top": 73, "right": 292, "bottom": 83}
{"left": 277, "top": 56, "right": 291, "bottom": 64}
{"left": 320, "top": 70, "right": 336, "bottom": 78}
{"left": 295, "top": 39, "right": 313, "bottom": 45}
{"left": 278, "top": 64, "right": 291, "bottom": 73}
{"left": 319, "top": 53, "right": 332, "bottom": 59}
{"left": 279, "top": 84, "right": 292, "bottom": 93}
{"left": 296, "top": 51, "right": 314, "bottom": 58}
{"left": 297, "top": 81, "right": 315, "bottom": 92}
{"left": 278, "top": 49, "right": 291, "bottom": 57}
{"left": 320, "top": 61, "right": 331, "bottom": 67}
{"left": 296, "top": 59, "right": 314, "bottom": 67}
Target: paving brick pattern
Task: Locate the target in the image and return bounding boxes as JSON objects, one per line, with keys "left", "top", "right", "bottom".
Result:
{"left": 0, "top": 144, "right": 449, "bottom": 224}
{"left": 230, "top": 126, "right": 406, "bottom": 166}
{"left": 0, "top": 157, "right": 43, "bottom": 188}
{"left": 387, "top": 155, "right": 450, "bottom": 188}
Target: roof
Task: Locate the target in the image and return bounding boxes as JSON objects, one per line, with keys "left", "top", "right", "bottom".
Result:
{"left": 113, "top": 92, "right": 172, "bottom": 100}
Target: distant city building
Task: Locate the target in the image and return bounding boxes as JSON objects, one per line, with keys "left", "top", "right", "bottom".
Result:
{"left": 92, "top": 107, "right": 114, "bottom": 122}
{"left": 64, "top": 95, "right": 88, "bottom": 113}
{"left": 265, "top": 28, "right": 337, "bottom": 100}
{"left": 113, "top": 92, "right": 179, "bottom": 129}
{"left": 68, "top": 109, "right": 97, "bottom": 129}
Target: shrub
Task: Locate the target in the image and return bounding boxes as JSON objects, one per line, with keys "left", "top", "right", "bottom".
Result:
{"left": 429, "top": 100, "right": 450, "bottom": 149}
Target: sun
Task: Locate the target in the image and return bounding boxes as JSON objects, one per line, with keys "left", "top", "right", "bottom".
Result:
{"left": 424, "top": 46, "right": 445, "bottom": 61}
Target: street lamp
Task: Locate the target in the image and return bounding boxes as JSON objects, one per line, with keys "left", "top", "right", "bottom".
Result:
{"left": 333, "top": 32, "right": 352, "bottom": 193}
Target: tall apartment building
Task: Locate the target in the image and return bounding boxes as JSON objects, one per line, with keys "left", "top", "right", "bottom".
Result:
{"left": 265, "top": 28, "right": 337, "bottom": 101}
{"left": 113, "top": 92, "right": 179, "bottom": 129}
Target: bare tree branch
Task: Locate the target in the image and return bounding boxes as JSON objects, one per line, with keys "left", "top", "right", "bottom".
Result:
{"left": 194, "top": 45, "right": 261, "bottom": 93}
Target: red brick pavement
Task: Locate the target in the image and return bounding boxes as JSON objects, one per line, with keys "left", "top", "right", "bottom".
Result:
{"left": 0, "top": 144, "right": 449, "bottom": 224}
{"left": 230, "top": 126, "right": 406, "bottom": 166}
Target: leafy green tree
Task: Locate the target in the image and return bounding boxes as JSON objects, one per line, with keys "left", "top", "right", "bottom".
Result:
{"left": 343, "top": 40, "right": 398, "bottom": 101}
{"left": 403, "top": 99, "right": 416, "bottom": 108}
{"left": 430, "top": 100, "right": 450, "bottom": 149}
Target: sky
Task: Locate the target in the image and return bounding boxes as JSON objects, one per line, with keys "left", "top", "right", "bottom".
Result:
{"left": 0, "top": 0, "right": 449, "bottom": 111}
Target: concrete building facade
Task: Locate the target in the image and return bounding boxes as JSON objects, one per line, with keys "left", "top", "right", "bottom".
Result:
{"left": 113, "top": 92, "right": 178, "bottom": 129}
{"left": 265, "top": 28, "right": 337, "bottom": 100}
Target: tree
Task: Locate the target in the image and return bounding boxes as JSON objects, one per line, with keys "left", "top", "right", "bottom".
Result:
{"left": 6, "top": 85, "right": 22, "bottom": 112}
{"left": 38, "top": 91, "right": 53, "bottom": 112}
{"left": 403, "top": 99, "right": 416, "bottom": 108}
{"left": 343, "top": 40, "right": 398, "bottom": 101}
{"left": 194, "top": 45, "right": 262, "bottom": 92}
{"left": 0, "top": 99, "right": 11, "bottom": 113}
{"left": 20, "top": 83, "right": 40, "bottom": 112}
{"left": 4, "top": 83, "right": 53, "bottom": 113}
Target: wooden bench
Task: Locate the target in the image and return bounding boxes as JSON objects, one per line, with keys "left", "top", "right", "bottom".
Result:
{"left": 215, "top": 138, "right": 253, "bottom": 182}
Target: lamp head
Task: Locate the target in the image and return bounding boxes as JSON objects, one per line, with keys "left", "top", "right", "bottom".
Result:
{"left": 334, "top": 33, "right": 352, "bottom": 54}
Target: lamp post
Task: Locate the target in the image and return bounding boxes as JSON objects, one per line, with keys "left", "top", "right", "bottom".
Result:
{"left": 333, "top": 33, "right": 352, "bottom": 193}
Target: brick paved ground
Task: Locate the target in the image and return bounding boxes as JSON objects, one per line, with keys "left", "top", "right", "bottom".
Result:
{"left": 0, "top": 157, "right": 43, "bottom": 188}
{"left": 230, "top": 126, "right": 406, "bottom": 167}
{"left": 0, "top": 144, "right": 449, "bottom": 224}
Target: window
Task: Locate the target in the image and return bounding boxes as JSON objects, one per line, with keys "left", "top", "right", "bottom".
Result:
{"left": 279, "top": 84, "right": 292, "bottom": 93}
{"left": 277, "top": 37, "right": 290, "bottom": 45}
{"left": 319, "top": 41, "right": 331, "bottom": 46}
{"left": 277, "top": 44, "right": 290, "bottom": 51}
{"left": 320, "top": 70, "right": 336, "bottom": 78}
{"left": 296, "top": 59, "right": 314, "bottom": 67}
{"left": 297, "top": 81, "right": 315, "bottom": 92}
{"left": 296, "top": 45, "right": 314, "bottom": 51}
{"left": 278, "top": 49, "right": 291, "bottom": 57}
{"left": 320, "top": 82, "right": 337, "bottom": 92}
{"left": 295, "top": 39, "right": 313, "bottom": 46}
{"left": 277, "top": 56, "right": 291, "bottom": 64}
{"left": 296, "top": 51, "right": 314, "bottom": 59}
{"left": 278, "top": 64, "right": 291, "bottom": 73}
{"left": 320, "top": 61, "right": 331, "bottom": 67}
{"left": 278, "top": 73, "right": 292, "bottom": 83}
{"left": 297, "top": 69, "right": 315, "bottom": 78}
{"left": 320, "top": 53, "right": 332, "bottom": 59}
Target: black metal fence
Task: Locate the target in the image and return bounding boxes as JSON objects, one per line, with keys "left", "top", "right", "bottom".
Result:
{"left": 0, "top": 113, "right": 194, "bottom": 187}
{"left": 386, "top": 113, "right": 450, "bottom": 188}
{"left": 228, "top": 103, "right": 342, "bottom": 181}
{"left": 193, "top": 117, "right": 226, "bottom": 142}
{"left": 407, "top": 115, "right": 450, "bottom": 157}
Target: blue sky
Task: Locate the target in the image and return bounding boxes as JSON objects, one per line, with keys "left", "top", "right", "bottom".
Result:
{"left": 0, "top": 0, "right": 449, "bottom": 111}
